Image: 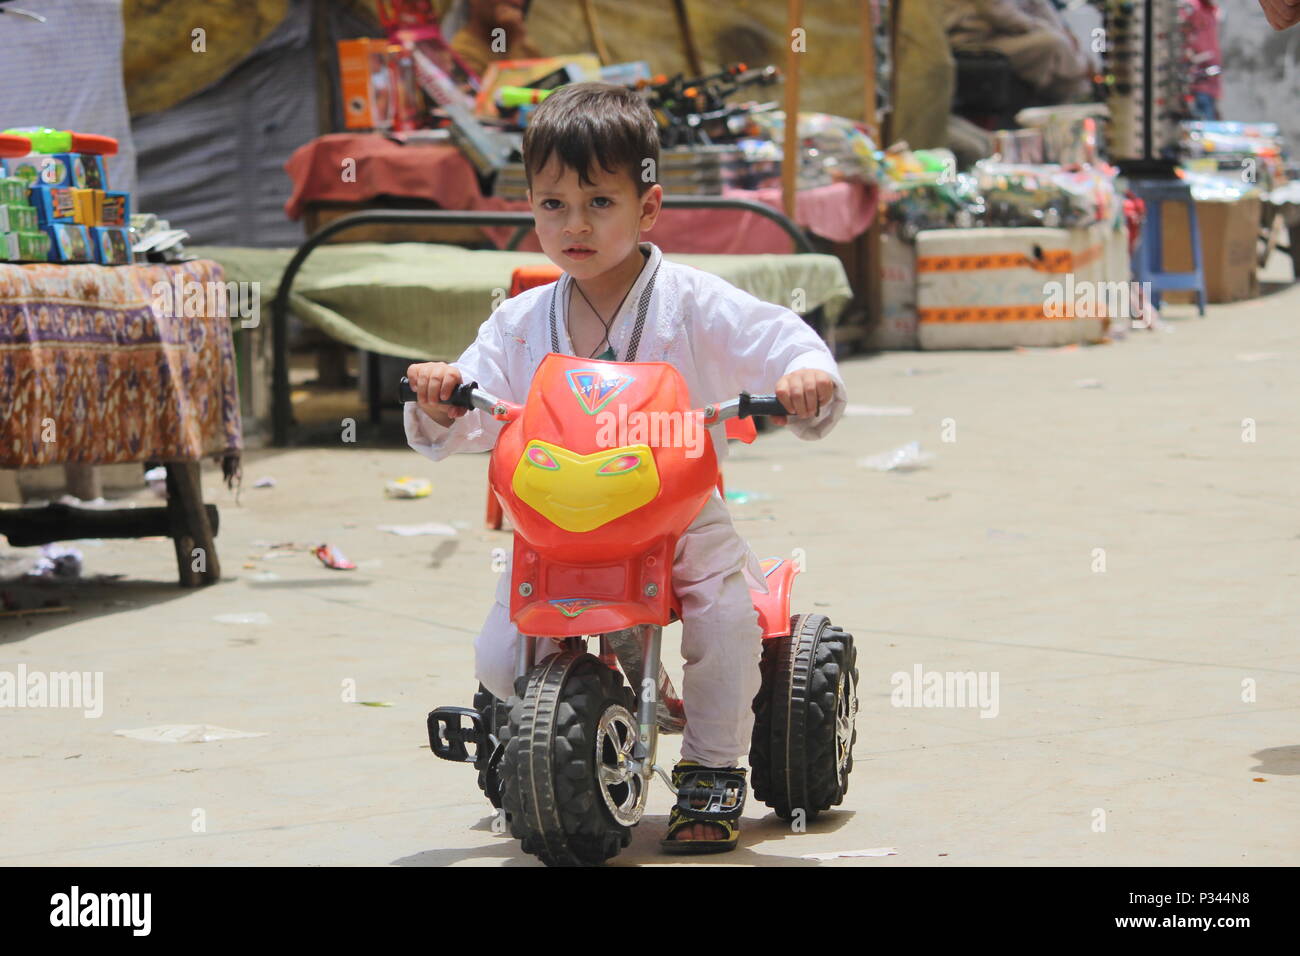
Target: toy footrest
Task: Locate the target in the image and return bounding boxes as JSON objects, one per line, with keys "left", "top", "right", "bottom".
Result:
{"left": 427, "top": 706, "right": 491, "bottom": 766}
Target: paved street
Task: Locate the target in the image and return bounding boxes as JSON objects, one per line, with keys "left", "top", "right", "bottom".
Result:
{"left": 3, "top": 265, "right": 1298, "bottom": 866}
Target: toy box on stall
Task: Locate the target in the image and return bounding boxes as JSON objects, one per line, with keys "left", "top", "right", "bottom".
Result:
{"left": 339, "top": 38, "right": 396, "bottom": 130}
{"left": 6, "top": 153, "right": 73, "bottom": 187}
{"left": 0, "top": 165, "right": 46, "bottom": 261}
{"left": 2, "top": 231, "right": 50, "bottom": 262}
{"left": 0, "top": 202, "right": 38, "bottom": 233}
{"left": 99, "top": 190, "right": 130, "bottom": 227}
{"left": 473, "top": 56, "right": 602, "bottom": 119}
{"left": 29, "top": 185, "right": 76, "bottom": 224}
{"left": 915, "top": 227, "right": 1096, "bottom": 349}
{"left": 0, "top": 174, "right": 27, "bottom": 204}
{"left": 90, "top": 226, "right": 133, "bottom": 265}
{"left": 45, "top": 222, "right": 93, "bottom": 262}
{"left": 3, "top": 152, "right": 108, "bottom": 190}
{"left": 72, "top": 188, "right": 102, "bottom": 225}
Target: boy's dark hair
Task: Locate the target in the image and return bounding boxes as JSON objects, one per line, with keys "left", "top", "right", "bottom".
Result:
{"left": 522, "top": 82, "right": 660, "bottom": 196}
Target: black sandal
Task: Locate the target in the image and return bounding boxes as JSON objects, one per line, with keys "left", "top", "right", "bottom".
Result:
{"left": 660, "top": 761, "right": 747, "bottom": 854}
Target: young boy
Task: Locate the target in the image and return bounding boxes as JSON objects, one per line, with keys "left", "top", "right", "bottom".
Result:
{"left": 405, "top": 82, "right": 846, "bottom": 852}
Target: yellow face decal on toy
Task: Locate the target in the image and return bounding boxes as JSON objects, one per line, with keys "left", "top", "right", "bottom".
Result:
{"left": 512, "top": 439, "right": 660, "bottom": 532}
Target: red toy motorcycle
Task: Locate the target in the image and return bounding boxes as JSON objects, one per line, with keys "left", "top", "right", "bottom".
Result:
{"left": 404, "top": 353, "right": 858, "bottom": 866}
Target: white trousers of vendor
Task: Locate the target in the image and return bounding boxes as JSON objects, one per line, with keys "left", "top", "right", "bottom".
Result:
{"left": 475, "top": 491, "right": 767, "bottom": 769}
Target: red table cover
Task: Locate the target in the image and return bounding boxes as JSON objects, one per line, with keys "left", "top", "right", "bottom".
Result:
{"left": 284, "top": 133, "right": 876, "bottom": 253}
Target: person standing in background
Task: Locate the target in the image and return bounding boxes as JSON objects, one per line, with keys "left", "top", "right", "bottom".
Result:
{"left": 450, "top": 0, "right": 541, "bottom": 79}
{"left": 1181, "top": 0, "right": 1223, "bottom": 121}
{"left": 942, "top": 0, "right": 1093, "bottom": 104}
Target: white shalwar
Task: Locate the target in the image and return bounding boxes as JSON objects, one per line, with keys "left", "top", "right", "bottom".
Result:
{"left": 406, "top": 241, "right": 846, "bottom": 767}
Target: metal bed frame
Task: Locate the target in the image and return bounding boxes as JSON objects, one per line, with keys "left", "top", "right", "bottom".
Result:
{"left": 271, "top": 196, "right": 817, "bottom": 446}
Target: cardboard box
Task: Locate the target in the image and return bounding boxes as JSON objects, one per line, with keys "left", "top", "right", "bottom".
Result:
{"left": 90, "top": 225, "right": 133, "bottom": 265}
{"left": 45, "top": 222, "right": 92, "bottom": 262}
{"left": 7, "top": 153, "right": 106, "bottom": 189}
{"left": 29, "top": 185, "right": 75, "bottom": 223}
{"left": 99, "top": 190, "right": 130, "bottom": 227}
{"left": 6, "top": 153, "right": 81, "bottom": 188}
{"left": 1161, "top": 195, "right": 1261, "bottom": 304}
{"left": 0, "top": 203, "right": 37, "bottom": 232}
{"left": 72, "top": 188, "right": 103, "bottom": 225}
{"left": 80, "top": 153, "right": 108, "bottom": 189}
{"left": 0, "top": 176, "right": 26, "bottom": 204}
{"left": 338, "top": 38, "right": 393, "bottom": 130}
{"left": 3, "top": 230, "right": 51, "bottom": 261}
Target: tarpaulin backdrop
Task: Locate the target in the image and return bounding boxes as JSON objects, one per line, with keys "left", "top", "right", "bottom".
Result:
{"left": 0, "top": 0, "right": 138, "bottom": 196}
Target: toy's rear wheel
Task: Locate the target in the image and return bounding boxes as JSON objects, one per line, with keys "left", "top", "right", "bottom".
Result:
{"left": 498, "top": 651, "right": 642, "bottom": 866}
{"left": 749, "top": 614, "right": 858, "bottom": 821}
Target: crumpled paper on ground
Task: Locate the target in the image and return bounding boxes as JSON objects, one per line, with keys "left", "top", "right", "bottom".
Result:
{"left": 114, "top": 724, "right": 267, "bottom": 744}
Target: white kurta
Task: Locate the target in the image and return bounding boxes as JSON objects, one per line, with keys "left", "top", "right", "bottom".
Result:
{"left": 406, "top": 240, "right": 847, "bottom": 766}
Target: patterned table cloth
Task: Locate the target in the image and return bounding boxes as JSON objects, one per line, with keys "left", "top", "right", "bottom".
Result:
{"left": 0, "top": 260, "right": 242, "bottom": 484}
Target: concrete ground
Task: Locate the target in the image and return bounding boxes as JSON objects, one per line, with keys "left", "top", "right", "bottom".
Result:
{"left": 3, "top": 264, "right": 1299, "bottom": 868}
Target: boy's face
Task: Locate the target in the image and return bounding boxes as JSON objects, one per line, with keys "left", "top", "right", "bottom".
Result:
{"left": 528, "top": 158, "right": 662, "bottom": 281}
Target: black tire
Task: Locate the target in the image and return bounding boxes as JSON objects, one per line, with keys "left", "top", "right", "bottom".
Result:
{"left": 750, "top": 614, "right": 858, "bottom": 821}
{"left": 498, "top": 651, "right": 641, "bottom": 866}
{"left": 472, "top": 683, "right": 509, "bottom": 809}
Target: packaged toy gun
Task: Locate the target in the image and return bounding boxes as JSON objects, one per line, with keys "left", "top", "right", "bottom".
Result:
{"left": 497, "top": 86, "right": 555, "bottom": 109}
{"left": 2, "top": 128, "right": 118, "bottom": 155}
{"left": 638, "top": 64, "right": 781, "bottom": 147}
{"left": 2, "top": 128, "right": 117, "bottom": 190}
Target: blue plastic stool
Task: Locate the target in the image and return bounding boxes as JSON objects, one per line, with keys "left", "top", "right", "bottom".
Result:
{"left": 1129, "top": 179, "right": 1207, "bottom": 316}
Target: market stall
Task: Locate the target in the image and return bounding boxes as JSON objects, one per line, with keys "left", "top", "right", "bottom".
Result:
{"left": 0, "top": 125, "right": 240, "bottom": 586}
{"left": 0, "top": 258, "right": 241, "bottom": 587}
{"left": 209, "top": 0, "right": 895, "bottom": 442}
{"left": 866, "top": 0, "right": 1297, "bottom": 350}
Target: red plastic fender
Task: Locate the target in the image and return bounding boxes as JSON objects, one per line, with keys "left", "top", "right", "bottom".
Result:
{"left": 724, "top": 416, "right": 757, "bottom": 443}
{"left": 750, "top": 556, "right": 800, "bottom": 639}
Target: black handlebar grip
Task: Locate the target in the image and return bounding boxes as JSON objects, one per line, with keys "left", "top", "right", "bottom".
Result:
{"left": 738, "top": 392, "right": 791, "bottom": 418}
{"left": 398, "top": 377, "right": 479, "bottom": 409}
{"left": 445, "top": 383, "right": 478, "bottom": 409}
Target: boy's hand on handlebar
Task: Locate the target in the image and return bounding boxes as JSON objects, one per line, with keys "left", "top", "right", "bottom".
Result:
{"left": 771, "top": 368, "right": 835, "bottom": 426}
{"left": 406, "top": 362, "right": 467, "bottom": 427}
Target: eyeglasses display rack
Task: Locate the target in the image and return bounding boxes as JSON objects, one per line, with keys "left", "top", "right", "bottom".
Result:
{"left": 1097, "top": 0, "right": 1190, "bottom": 178}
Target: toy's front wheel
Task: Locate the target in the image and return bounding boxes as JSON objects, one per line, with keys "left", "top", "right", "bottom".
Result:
{"left": 749, "top": 614, "right": 858, "bottom": 821}
{"left": 498, "top": 651, "right": 644, "bottom": 866}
